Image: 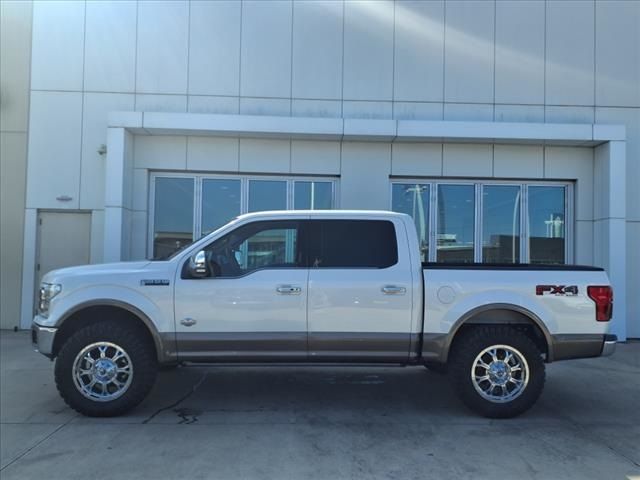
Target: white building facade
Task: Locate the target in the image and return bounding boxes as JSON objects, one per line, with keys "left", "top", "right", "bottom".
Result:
{"left": 6, "top": 0, "right": 640, "bottom": 339}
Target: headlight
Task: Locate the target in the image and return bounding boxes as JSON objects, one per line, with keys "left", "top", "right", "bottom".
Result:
{"left": 38, "top": 283, "right": 61, "bottom": 317}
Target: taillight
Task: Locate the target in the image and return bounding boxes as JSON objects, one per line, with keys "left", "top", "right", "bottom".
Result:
{"left": 587, "top": 286, "right": 613, "bottom": 322}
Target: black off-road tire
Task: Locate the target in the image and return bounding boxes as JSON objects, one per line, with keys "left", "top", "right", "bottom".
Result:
{"left": 54, "top": 321, "right": 157, "bottom": 417}
{"left": 448, "top": 326, "right": 545, "bottom": 418}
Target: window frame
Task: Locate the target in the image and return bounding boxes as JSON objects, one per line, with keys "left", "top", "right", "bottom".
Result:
{"left": 149, "top": 172, "right": 338, "bottom": 259}
{"left": 390, "top": 178, "right": 574, "bottom": 264}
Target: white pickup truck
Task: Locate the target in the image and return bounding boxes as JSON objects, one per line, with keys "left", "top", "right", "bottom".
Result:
{"left": 32, "top": 210, "right": 616, "bottom": 418}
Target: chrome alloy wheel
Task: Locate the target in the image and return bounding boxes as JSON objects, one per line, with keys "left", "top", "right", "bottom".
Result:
{"left": 471, "top": 344, "right": 529, "bottom": 403}
{"left": 72, "top": 342, "right": 133, "bottom": 402}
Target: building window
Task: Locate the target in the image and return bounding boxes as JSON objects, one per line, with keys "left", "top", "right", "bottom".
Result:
{"left": 151, "top": 174, "right": 337, "bottom": 259}
{"left": 391, "top": 180, "right": 571, "bottom": 264}
{"left": 152, "top": 177, "right": 195, "bottom": 260}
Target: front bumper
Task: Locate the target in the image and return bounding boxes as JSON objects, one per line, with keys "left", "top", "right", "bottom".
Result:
{"left": 31, "top": 322, "right": 57, "bottom": 358}
{"left": 601, "top": 334, "right": 617, "bottom": 357}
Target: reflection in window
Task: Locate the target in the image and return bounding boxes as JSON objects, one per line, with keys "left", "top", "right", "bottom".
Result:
{"left": 391, "top": 183, "right": 429, "bottom": 261}
{"left": 205, "top": 221, "right": 299, "bottom": 277}
{"left": 201, "top": 179, "right": 241, "bottom": 237}
{"left": 437, "top": 185, "right": 475, "bottom": 263}
{"left": 294, "top": 181, "right": 333, "bottom": 210}
{"left": 528, "top": 186, "right": 566, "bottom": 264}
{"left": 482, "top": 186, "right": 521, "bottom": 263}
{"left": 248, "top": 180, "right": 287, "bottom": 212}
{"left": 153, "top": 177, "right": 194, "bottom": 259}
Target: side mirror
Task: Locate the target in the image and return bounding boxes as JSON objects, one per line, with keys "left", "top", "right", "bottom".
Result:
{"left": 188, "top": 250, "right": 209, "bottom": 278}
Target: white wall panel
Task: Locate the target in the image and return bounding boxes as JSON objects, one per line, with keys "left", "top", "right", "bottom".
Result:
{"left": 239, "top": 139, "right": 290, "bottom": 173}
{"left": 343, "top": 101, "right": 393, "bottom": 119}
{"left": 189, "top": 1, "right": 241, "bottom": 96}
{"left": 393, "top": 102, "right": 443, "bottom": 120}
{"left": 291, "top": 140, "right": 340, "bottom": 175}
{"left": 292, "top": 0, "right": 343, "bottom": 100}
{"left": 544, "top": 146, "right": 594, "bottom": 221}
{"left": 444, "top": 103, "right": 494, "bottom": 121}
{"left": 240, "top": 0, "right": 292, "bottom": 98}
{"left": 444, "top": 0, "right": 494, "bottom": 103}
{"left": 134, "top": 135, "right": 187, "bottom": 170}
{"left": 131, "top": 169, "right": 149, "bottom": 212}
{"left": 81, "top": 93, "right": 135, "bottom": 210}
{"left": 130, "top": 210, "right": 148, "bottom": 261}
{"left": 188, "top": 96, "right": 239, "bottom": 115}
{"left": 495, "top": 0, "right": 544, "bottom": 104}
{"left": 136, "top": 1, "right": 188, "bottom": 94}
{"left": 493, "top": 145, "right": 543, "bottom": 178}
{"left": 494, "top": 105, "right": 544, "bottom": 123}
{"left": 135, "top": 95, "right": 187, "bottom": 113}
{"left": 26, "top": 92, "right": 82, "bottom": 209}
{"left": 596, "top": 107, "right": 640, "bottom": 221}
{"left": 595, "top": 1, "right": 640, "bottom": 107}
{"left": 292, "top": 100, "right": 342, "bottom": 118}
{"left": 31, "top": 0, "right": 84, "bottom": 91}
{"left": 240, "top": 98, "right": 291, "bottom": 116}
{"left": 84, "top": 1, "right": 136, "bottom": 93}
{"left": 187, "top": 136, "right": 239, "bottom": 172}
{"left": 546, "top": 0, "right": 595, "bottom": 106}
{"left": 340, "top": 142, "right": 391, "bottom": 209}
{"left": 545, "top": 106, "right": 595, "bottom": 124}
{"left": 1, "top": 0, "right": 32, "bottom": 132}
{"left": 574, "top": 220, "right": 594, "bottom": 265}
{"left": 394, "top": 0, "right": 444, "bottom": 102}
{"left": 442, "top": 143, "right": 492, "bottom": 177}
{"left": 627, "top": 222, "right": 640, "bottom": 338}
{"left": 391, "top": 143, "right": 442, "bottom": 176}
{"left": 90, "top": 210, "right": 104, "bottom": 264}
{"left": 343, "top": 0, "right": 394, "bottom": 100}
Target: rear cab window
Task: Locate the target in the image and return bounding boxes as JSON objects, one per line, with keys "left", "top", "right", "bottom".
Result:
{"left": 307, "top": 220, "right": 398, "bottom": 268}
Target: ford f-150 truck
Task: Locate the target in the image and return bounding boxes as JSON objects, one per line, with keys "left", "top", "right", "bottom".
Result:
{"left": 32, "top": 210, "right": 616, "bottom": 418}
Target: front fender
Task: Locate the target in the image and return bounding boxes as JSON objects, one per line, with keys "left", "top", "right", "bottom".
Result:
{"left": 43, "top": 285, "right": 175, "bottom": 363}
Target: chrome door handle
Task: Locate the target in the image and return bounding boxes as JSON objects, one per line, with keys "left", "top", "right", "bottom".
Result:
{"left": 381, "top": 285, "right": 406, "bottom": 295}
{"left": 180, "top": 317, "right": 197, "bottom": 327}
{"left": 276, "top": 285, "right": 302, "bottom": 295}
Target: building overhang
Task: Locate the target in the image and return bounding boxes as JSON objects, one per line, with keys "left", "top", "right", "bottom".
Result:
{"left": 108, "top": 111, "right": 625, "bottom": 147}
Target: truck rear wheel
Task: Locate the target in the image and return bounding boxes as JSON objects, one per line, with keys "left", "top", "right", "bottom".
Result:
{"left": 54, "top": 321, "right": 157, "bottom": 417}
{"left": 448, "top": 326, "right": 545, "bottom": 418}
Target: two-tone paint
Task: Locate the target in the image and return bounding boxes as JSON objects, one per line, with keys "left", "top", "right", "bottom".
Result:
{"left": 32, "top": 210, "right": 616, "bottom": 365}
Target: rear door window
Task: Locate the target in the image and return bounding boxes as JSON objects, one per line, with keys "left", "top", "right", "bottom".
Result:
{"left": 308, "top": 220, "right": 398, "bottom": 268}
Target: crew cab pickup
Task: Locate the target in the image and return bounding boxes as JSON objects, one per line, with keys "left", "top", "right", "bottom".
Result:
{"left": 32, "top": 211, "right": 616, "bottom": 418}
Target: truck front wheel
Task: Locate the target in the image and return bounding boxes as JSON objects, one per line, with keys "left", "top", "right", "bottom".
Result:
{"left": 54, "top": 321, "right": 157, "bottom": 417}
{"left": 448, "top": 326, "right": 545, "bottom": 418}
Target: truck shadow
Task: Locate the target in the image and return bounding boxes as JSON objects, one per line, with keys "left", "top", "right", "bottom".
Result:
{"left": 139, "top": 365, "right": 475, "bottom": 424}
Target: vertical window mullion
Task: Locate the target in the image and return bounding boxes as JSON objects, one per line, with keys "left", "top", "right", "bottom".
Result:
{"left": 474, "top": 183, "right": 482, "bottom": 263}
{"left": 429, "top": 183, "right": 437, "bottom": 262}
{"left": 193, "top": 176, "right": 201, "bottom": 240}
{"left": 522, "top": 184, "right": 529, "bottom": 263}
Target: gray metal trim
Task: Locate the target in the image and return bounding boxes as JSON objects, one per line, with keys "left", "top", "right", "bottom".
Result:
{"left": 175, "top": 332, "right": 307, "bottom": 362}
{"left": 551, "top": 334, "right": 607, "bottom": 361}
{"left": 55, "top": 299, "right": 174, "bottom": 364}
{"left": 433, "top": 303, "right": 555, "bottom": 364}
{"left": 420, "top": 333, "right": 448, "bottom": 362}
{"left": 31, "top": 323, "right": 57, "bottom": 357}
{"left": 175, "top": 331, "right": 413, "bottom": 363}
{"left": 601, "top": 335, "right": 617, "bottom": 357}
{"left": 308, "top": 332, "right": 411, "bottom": 362}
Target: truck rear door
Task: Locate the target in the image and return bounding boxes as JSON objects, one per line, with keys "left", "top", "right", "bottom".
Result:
{"left": 306, "top": 218, "right": 414, "bottom": 362}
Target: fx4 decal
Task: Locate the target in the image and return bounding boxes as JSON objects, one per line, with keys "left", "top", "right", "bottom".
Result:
{"left": 536, "top": 285, "right": 578, "bottom": 296}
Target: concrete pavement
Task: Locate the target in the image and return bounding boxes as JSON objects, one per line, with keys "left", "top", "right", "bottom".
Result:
{"left": 1, "top": 330, "right": 639, "bottom": 479}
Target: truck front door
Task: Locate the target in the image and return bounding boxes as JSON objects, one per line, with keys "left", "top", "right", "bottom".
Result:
{"left": 173, "top": 220, "right": 309, "bottom": 361}
{"left": 306, "top": 218, "right": 414, "bottom": 362}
